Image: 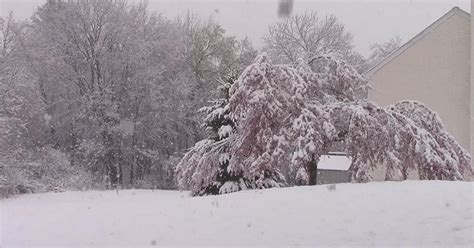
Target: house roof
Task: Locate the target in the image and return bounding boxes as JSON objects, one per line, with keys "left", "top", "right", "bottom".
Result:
{"left": 365, "top": 7, "right": 470, "bottom": 76}
{"left": 318, "top": 153, "right": 352, "bottom": 171}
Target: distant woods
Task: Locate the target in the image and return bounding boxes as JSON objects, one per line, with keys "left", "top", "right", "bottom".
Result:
{"left": 0, "top": 0, "right": 393, "bottom": 194}
{"left": 0, "top": 0, "right": 257, "bottom": 192}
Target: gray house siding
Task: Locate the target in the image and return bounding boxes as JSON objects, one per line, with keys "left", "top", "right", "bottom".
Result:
{"left": 316, "top": 169, "right": 351, "bottom": 185}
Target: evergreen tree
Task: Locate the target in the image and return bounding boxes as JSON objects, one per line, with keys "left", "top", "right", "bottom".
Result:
{"left": 177, "top": 75, "right": 245, "bottom": 195}
{"left": 195, "top": 75, "right": 246, "bottom": 195}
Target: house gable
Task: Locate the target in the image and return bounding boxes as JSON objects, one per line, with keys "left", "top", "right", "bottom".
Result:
{"left": 366, "top": 7, "right": 470, "bottom": 76}
{"left": 366, "top": 7, "right": 471, "bottom": 152}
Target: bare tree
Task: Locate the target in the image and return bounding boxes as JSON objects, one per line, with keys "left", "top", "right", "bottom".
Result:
{"left": 23, "top": 0, "right": 182, "bottom": 186}
{"left": 174, "top": 13, "right": 256, "bottom": 106}
{"left": 263, "top": 11, "right": 366, "bottom": 71}
{"left": 368, "top": 36, "right": 403, "bottom": 68}
{"left": 0, "top": 13, "right": 44, "bottom": 156}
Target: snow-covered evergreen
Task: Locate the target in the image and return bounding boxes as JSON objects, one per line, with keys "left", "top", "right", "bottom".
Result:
{"left": 177, "top": 75, "right": 259, "bottom": 195}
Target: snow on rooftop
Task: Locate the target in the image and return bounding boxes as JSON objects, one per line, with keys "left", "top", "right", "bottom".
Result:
{"left": 318, "top": 154, "right": 352, "bottom": 171}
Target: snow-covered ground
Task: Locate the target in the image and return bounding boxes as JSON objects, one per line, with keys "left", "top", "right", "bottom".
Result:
{"left": 1, "top": 181, "right": 473, "bottom": 247}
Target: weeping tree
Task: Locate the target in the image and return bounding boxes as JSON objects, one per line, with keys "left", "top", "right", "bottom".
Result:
{"left": 388, "top": 101, "right": 471, "bottom": 179}
{"left": 327, "top": 101, "right": 470, "bottom": 182}
{"left": 177, "top": 54, "right": 472, "bottom": 195}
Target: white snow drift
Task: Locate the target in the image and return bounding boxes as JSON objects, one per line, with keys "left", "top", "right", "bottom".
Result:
{"left": 1, "top": 181, "right": 473, "bottom": 247}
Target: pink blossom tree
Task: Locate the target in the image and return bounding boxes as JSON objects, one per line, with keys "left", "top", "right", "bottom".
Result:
{"left": 178, "top": 54, "right": 472, "bottom": 195}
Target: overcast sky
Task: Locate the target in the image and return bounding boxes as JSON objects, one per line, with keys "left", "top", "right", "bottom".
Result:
{"left": 0, "top": 0, "right": 470, "bottom": 56}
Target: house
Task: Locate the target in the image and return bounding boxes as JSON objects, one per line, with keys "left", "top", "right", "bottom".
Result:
{"left": 365, "top": 7, "right": 473, "bottom": 160}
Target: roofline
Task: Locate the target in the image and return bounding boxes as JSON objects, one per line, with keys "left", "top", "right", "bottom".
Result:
{"left": 365, "top": 7, "right": 470, "bottom": 76}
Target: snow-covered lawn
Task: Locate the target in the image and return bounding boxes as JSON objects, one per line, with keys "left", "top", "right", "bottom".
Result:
{"left": 1, "top": 181, "right": 473, "bottom": 247}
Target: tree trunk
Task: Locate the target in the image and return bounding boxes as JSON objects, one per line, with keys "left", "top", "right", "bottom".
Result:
{"left": 308, "top": 157, "right": 318, "bottom": 185}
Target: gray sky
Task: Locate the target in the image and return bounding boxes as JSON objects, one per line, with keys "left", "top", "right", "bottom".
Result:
{"left": 0, "top": 0, "right": 470, "bottom": 56}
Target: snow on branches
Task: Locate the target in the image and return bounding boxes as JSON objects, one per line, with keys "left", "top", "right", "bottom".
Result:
{"left": 176, "top": 75, "right": 255, "bottom": 196}
{"left": 328, "top": 102, "right": 471, "bottom": 182}
{"left": 229, "top": 54, "right": 335, "bottom": 186}
{"left": 389, "top": 101, "right": 471, "bottom": 179}
{"left": 178, "top": 53, "right": 471, "bottom": 196}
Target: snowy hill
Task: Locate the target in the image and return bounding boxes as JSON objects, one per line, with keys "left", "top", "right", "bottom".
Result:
{"left": 1, "top": 181, "right": 473, "bottom": 247}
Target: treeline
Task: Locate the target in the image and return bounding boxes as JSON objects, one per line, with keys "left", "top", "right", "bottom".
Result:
{"left": 0, "top": 0, "right": 258, "bottom": 194}
{"left": 1, "top": 0, "right": 374, "bottom": 196}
